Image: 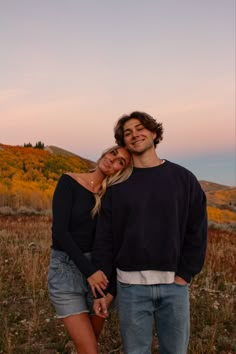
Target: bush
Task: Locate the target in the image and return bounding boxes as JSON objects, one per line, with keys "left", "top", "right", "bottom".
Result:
{"left": 0, "top": 206, "right": 15, "bottom": 215}
{"left": 208, "top": 221, "right": 236, "bottom": 232}
{"left": 17, "top": 206, "right": 38, "bottom": 215}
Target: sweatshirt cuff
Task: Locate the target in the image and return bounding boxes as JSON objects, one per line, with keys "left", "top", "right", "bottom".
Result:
{"left": 175, "top": 270, "right": 192, "bottom": 283}
{"left": 93, "top": 282, "right": 117, "bottom": 299}
{"left": 83, "top": 263, "right": 98, "bottom": 278}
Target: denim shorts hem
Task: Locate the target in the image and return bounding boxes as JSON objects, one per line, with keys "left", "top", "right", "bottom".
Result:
{"left": 56, "top": 310, "right": 89, "bottom": 319}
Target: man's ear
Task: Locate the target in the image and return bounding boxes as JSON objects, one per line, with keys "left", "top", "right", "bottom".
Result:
{"left": 152, "top": 131, "right": 157, "bottom": 141}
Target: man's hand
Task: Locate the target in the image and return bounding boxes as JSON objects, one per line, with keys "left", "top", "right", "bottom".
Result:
{"left": 174, "top": 275, "right": 188, "bottom": 285}
{"left": 87, "top": 270, "right": 108, "bottom": 298}
{"left": 93, "top": 297, "right": 109, "bottom": 318}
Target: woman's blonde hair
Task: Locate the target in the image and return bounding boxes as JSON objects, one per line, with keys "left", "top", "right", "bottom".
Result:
{"left": 91, "top": 145, "right": 133, "bottom": 217}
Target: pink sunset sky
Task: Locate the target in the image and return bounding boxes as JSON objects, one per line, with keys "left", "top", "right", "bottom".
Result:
{"left": 1, "top": 0, "right": 235, "bottom": 185}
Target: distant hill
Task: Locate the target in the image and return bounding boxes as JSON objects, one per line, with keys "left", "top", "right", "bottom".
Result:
{"left": 0, "top": 143, "right": 95, "bottom": 212}
{"left": 199, "top": 180, "right": 236, "bottom": 230}
{"left": 199, "top": 180, "right": 236, "bottom": 209}
{"left": 199, "top": 180, "right": 233, "bottom": 193}
{"left": 45, "top": 145, "right": 96, "bottom": 166}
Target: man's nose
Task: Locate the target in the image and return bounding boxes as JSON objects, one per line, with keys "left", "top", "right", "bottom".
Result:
{"left": 132, "top": 130, "right": 139, "bottom": 138}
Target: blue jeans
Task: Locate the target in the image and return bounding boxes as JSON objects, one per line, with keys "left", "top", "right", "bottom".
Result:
{"left": 117, "top": 282, "right": 189, "bottom": 354}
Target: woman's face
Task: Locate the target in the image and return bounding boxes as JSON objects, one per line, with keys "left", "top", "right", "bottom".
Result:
{"left": 98, "top": 147, "right": 131, "bottom": 176}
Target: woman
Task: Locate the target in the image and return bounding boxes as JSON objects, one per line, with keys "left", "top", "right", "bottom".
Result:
{"left": 48, "top": 145, "right": 132, "bottom": 354}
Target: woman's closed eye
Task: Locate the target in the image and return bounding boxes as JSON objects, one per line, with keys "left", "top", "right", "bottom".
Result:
{"left": 110, "top": 149, "right": 118, "bottom": 156}
{"left": 117, "top": 158, "right": 125, "bottom": 166}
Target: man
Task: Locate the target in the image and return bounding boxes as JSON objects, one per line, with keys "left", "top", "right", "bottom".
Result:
{"left": 92, "top": 111, "right": 207, "bottom": 354}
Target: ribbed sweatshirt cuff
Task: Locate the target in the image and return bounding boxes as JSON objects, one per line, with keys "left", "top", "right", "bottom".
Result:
{"left": 175, "top": 270, "right": 192, "bottom": 283}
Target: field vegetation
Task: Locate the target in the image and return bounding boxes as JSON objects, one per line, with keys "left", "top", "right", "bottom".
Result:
{"left": 0, "top": 215, "right": 235, "bottom": 354}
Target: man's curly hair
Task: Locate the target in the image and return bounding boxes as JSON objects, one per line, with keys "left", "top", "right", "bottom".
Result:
{"left": 114, "top": 111, "right": 163, "bottom": 147}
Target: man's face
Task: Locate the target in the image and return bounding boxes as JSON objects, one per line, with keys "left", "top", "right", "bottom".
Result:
{"left": 123, "top": 118, "right": 156, "bottom": 154}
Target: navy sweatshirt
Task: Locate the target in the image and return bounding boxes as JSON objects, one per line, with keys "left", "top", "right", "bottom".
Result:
{"left": 93, "top": 160, "right": 208, "bottom": 283}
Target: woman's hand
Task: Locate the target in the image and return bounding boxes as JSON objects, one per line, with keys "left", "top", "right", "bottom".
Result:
{"left": 87, "top": 270, "right": 108, "bottom": 298}
{"left": 93, "top": 297, "right": 108, "bottom": 318}
{"left": 93, "top": 293, "right": 113, "bottom": 318}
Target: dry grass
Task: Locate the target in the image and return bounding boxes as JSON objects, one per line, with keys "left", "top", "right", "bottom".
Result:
{"left": 0, "top": 216, "right": 235, "bottom": 354}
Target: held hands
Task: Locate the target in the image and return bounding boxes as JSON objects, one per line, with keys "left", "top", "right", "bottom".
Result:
{"left": 87, "top": 270, "right": 108, "bottom": 298}
{"left": 93, "top": 293, "right": 113, "bottom": 318}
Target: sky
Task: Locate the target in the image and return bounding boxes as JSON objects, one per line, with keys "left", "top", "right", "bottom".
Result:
{"left": 1, "top": 0, "right": 235, "bottom": 186}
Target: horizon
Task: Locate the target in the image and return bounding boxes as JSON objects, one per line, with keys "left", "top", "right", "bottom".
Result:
{"left": 0, "top": 141, "right": 235, "bottom": 187}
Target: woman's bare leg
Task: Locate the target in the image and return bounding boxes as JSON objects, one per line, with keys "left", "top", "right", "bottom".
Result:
{"left": 90, "top": 315, "right": 106, "bottom": 338}
{"left": 62, "top": 313, "right": 98, "bottom": 354}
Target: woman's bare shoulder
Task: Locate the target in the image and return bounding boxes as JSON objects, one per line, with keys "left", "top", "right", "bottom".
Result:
{"left": 64, "top": 172, "right": 84, "bottom": 183}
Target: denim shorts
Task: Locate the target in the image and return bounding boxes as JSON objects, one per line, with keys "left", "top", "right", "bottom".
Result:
{"left": 48, "top": 249, "right": 94, "bottom": 318}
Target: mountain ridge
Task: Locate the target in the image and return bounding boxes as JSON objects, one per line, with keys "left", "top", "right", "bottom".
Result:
{"left": 199, "top": 180, "right": 233, "bottom": 192}
{"left": 45, "top": 145, "right": 96, "bottom": 166}
{"left": 1, "top": 141, "right": 234, "bottom": 189}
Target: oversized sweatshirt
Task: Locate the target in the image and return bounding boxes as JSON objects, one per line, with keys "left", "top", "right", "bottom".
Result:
{"left": 92, "top": 160, "right": 208, "bottom": 283}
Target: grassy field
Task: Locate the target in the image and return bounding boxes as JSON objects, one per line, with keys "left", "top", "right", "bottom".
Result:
{"left": 0, "top": 215, "right": 235, "bottom": 354}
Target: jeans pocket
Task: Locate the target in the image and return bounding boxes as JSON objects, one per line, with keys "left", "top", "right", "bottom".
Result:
{"left": 48, "top": 256, "right": 62, "bottom": 282}
{"left": 117, "top": 280, "right": 132, "bottom": 288}
{"left": 173, "top": 282, "right": 188, "bottom": 287}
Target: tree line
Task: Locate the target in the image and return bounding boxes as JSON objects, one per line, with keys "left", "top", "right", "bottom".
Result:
{"left": 24, "top": 141, "right": 45, "bottom": 149}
